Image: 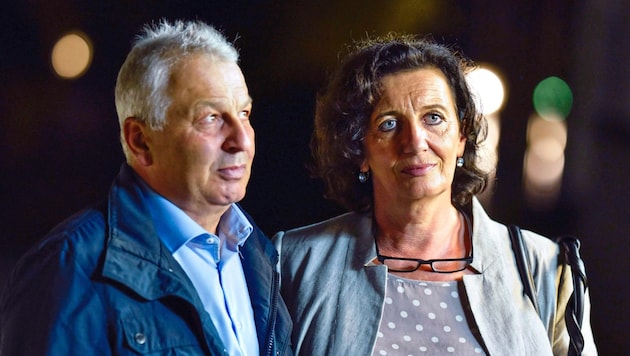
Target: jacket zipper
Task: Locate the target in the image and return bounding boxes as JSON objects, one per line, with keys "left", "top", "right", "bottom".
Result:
{"left": 266, "top": 268, "right": 279, "bottom": 356}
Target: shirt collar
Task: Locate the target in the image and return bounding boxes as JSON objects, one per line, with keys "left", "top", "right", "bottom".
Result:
{"left": 218, "top": 202, "right": 254, "bottom": 252}
{"left": 136, "top": 177, "right": 253, "bottom": 254}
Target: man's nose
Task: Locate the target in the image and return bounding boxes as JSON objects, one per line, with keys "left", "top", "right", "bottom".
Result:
{"left": 222, "top": 117, "right": 254, "bottom": 153}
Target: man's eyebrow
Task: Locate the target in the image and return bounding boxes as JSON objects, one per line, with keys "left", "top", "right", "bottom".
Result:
{"left": 242, "top": 96, "right": 253, "bottom": 107}
{"left": 196, "top": 95, "right": 253, "bottom": 109}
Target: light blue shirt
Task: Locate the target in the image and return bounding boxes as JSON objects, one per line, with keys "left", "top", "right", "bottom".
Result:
{"left": 138, "top": 179, "right": 259, "bottom": 356}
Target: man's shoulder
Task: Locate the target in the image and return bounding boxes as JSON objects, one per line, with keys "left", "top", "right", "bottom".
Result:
{"left": 49, "top": 202, "right": 107, "bottom": 244}
{"left": 1, "top": 204, "right": 109, "bottom": 306}
{"left": 20, "top": 203, "right": 108, "bottom": 272}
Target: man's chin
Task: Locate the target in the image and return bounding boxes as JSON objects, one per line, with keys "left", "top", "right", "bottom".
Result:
{"left": 216, "top": 190, "right": 247, "bottom": 205}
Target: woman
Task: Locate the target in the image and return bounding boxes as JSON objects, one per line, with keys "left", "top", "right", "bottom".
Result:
{"left": 273, "top": 34, "right": 596, "bottom": 355}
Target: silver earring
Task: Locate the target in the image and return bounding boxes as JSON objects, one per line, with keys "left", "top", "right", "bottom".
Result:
{"left": 358, "top": 171, "right": 369, "bottom": 183}
{"left": 456, "top": 157, "right": 464, "bottom": 168}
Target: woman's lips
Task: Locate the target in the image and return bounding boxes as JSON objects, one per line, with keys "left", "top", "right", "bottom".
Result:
{"left": 401, "top": 163, "right": 435, "bottom": 176}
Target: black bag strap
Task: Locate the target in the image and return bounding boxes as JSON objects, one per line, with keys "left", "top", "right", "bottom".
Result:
{"left": 508, "top": 224, "right": 539, "bottom": 314}
{"left": 557, "top": 236, "right": 587, "bottom": 356}
{"left": 508, "top": 225, "right": 587, "bottom": 356}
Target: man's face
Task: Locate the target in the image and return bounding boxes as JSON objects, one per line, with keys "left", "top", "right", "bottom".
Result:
{"left": 142, "top": 54, "right": 255, "bottom": 219}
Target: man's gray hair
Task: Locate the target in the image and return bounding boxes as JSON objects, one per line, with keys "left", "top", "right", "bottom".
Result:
{"left": 114, "top": 19, "right": 239, "bottom": 160}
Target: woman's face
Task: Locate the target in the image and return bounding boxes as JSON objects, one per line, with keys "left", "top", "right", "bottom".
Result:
{"left": 361, "top": 67, "right": 466, "bottom": 206}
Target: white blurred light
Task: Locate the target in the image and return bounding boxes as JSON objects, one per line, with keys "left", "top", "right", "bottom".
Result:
{"left": 476, "top": 113, "right": 501, "bottom": 206}
{"left": 466, "top": 66, "right": 506, "bottom": 116}
{"left": 464, "top": 64, "right": 506, "bottom": 207}
{"left": 51, "top": 31, "right": 93, "bottom": 79}
{"left": 476, "top": 113, "right": 500, "bottom": 173}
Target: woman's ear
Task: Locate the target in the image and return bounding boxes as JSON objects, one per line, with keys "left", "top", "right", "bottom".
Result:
{"left": 360, "top": 158, "right": 370, "bottom": 173}
{"left": 458, "top": 135, "right": 467, "bottom": 157}
{"left": 123, "top": 117, "right": 153, "bottom": 166}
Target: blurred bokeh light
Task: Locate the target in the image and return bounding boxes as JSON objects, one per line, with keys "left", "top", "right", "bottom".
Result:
{"left": 466, "top": 65, "right": 507, "bottom": 205}
{"left": 523, "top": 113, "right": 567, "bottom": 209}
{"left": 466, "top": 65, "right": 506, "bottom": 116}
{"left": 51, "top": 31, "right": 93, "bottom": 79}
{"left": 532, "top": 76, "right": 573, "bottom": 119}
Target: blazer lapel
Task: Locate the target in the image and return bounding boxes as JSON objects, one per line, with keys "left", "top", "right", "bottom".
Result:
{"left": 463, "top": 199, "right": 552, "bottom": 355}
{"left": 333, "top": 214, "right": 388, "bottom": 355}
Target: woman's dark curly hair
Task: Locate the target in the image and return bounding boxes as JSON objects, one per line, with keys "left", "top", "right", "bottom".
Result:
{"left": 310, "top": 33, "right": 489, "bottom": 212}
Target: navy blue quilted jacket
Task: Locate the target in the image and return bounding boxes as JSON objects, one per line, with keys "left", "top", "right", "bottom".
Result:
{"left": 0, "top": 164, "right": 292, "bottom": 355}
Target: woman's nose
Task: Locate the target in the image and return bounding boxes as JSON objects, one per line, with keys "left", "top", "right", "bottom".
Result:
{"left": 402, "top": 122, "right": 429, "bottom": 153}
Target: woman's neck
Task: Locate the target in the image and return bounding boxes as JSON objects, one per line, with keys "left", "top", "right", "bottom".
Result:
{"left": 372, "top": 199, "right": 473, "bottom": 281}
{"left": 373, "top": 199, "right": 464, "bottom": 258}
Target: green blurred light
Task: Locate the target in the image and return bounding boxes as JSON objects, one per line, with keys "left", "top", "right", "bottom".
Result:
{"left": 532, "top": 76, "right": 573, "bottom": 119}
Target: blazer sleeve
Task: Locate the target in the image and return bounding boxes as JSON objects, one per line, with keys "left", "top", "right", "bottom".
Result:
{"left": 552, "top": 262, "right": 598, "bottom": 355}
{"left": 521, "top": 229, "right": 598, "bottom": 356}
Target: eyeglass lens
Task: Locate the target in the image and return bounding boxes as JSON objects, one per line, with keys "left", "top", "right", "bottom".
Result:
{"left": 380, "top": 258, "right": 469, "bottom": 273}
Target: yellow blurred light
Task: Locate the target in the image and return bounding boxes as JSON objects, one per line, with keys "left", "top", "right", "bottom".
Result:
{"left": 523, "top": 149, "right": 564, "bottom": 210}
{"left": 525, "top": 141, "right": 565, "bottom": 184}
{"left": 51, "top": 31, "right": 93, "bottom": 79}
{"left": 527, "top": 113, "right": 567, "bottom": 149}
{"left": 522, "top": 113, "right": 567, "bottom": 210}
{"left": 466, "top": 65, "right": 506, "bottom": 115}
{"left": 529, "top": 137, "right": 565, "bottom": 162}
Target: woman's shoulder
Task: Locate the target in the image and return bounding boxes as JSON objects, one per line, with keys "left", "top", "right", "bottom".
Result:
{"left": 283, "top": 211, "right": 368, "bottom": 235}
{"left": 518, "top": 228, "right": 561, "bottom": 268}
{"left": 471, "top": 198, "right": 560, "bottom": 264}
{"left": 273, "top": 212, "right": 371, "bottom": 248}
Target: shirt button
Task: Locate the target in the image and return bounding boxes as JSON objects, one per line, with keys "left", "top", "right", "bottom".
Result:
{"left": 235, "top": 321, "right": 242, "bottom": 329}
{"left": 206, "top": 236, "right": 218, "bottom": 244}
{"left": 134, "top": 332, "right": 147, "bottom": 345}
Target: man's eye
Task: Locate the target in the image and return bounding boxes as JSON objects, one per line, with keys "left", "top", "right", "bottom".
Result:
{"left": 239, "top": 110, "right": 250, "bottom": 120}
{"left": 425, "top": 113, "right": 444, "bottom": 125}
{"left": 201, "top": 114, "right": 220, "bottom": 123}
{"left": 378, "top": 119, "right": 397, "bottom": 132}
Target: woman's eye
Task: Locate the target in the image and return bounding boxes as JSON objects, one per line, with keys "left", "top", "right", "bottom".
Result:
{"left": 425, "top": 113, "right": 444, "bottom": 125}
{"left": 378, "top": 119, "right": 398, "bottom": 132}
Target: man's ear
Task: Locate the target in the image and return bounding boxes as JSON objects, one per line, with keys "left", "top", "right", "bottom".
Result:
{"left": 123, "top": 117, "right": 153, "bottom": 166}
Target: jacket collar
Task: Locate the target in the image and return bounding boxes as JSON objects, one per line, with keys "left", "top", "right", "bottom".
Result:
{"left": 101, "top": 164, "right": 198, "bottom": 302}
{"left": 464, "top": 198, "right": 552, "bottom": 354}
{"left": 468, "top": 197, "right": 501, "bottom": 273}
{"left": 100, "top": 165, "right": 290, "bottom": 354}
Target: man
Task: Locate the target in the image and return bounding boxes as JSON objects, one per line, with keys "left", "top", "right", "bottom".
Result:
{"left": 0, "top": 20, "right": 292, "bottom": 355}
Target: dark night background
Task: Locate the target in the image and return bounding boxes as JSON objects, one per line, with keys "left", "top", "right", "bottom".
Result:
{"left": 1, "top": 1, "right": 628, "bottom": 354}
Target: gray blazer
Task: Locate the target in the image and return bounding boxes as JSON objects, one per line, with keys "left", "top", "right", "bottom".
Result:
{"left": 273, "top": 199, "right": 596, "bottom": 355}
